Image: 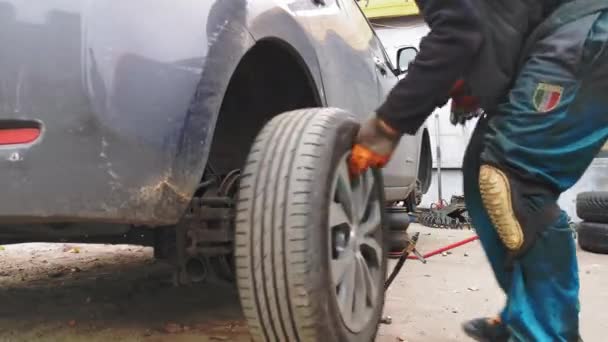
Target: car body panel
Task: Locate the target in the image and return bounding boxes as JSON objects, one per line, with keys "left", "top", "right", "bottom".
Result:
{"left": 372, "top": 40, "right": 420, "bottom": 192}
{"left": 275, "top": 0, "right": 424, "bottom": 198}
{"left": 374, "top": 22, "right": 434, "bottom": 192}
{"left": 0, "top": 0, "right": 424, "bottom": 225}
{"left": 0, "top": 1, "right": 256, "bottom": 224}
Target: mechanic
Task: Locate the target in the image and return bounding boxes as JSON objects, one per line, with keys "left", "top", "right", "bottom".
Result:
{"left": 349, "top": 0, "right": 608, "bottom": 341}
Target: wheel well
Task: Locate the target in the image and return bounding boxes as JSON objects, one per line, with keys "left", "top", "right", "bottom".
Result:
{"left": 207, "top": 39, "right": 321, "bottom": 174}
{"left": 418, "top": 129, "right": 432, "bottom": 194}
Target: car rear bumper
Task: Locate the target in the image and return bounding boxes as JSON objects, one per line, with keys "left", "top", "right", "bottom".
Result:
{"left": 0, "top": 126, "right": 193, "bottom": 225}
{"left": 0, "top": 42, "right": 212, "bottom": 225}
{"left": 0, "top": 66, "right": 205, "bottom": 226}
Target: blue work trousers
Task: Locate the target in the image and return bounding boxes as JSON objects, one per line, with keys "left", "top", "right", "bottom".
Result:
{"left": 463, "top": 11, "right": 608, "bottom": 342}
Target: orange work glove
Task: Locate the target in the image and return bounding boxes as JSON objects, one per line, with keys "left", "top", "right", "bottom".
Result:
{"left": 349, "top": 117, "right": 400, "bottom": 177}
{"left": 449, "top": 79, "right": 480, "bottom": 125}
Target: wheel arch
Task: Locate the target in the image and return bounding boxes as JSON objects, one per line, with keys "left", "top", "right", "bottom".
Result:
{"left": 167, "top": 8, "right": 327, "bottom": 221}
{"left": 246, "top": 6, "right": 326, "bottom": 107}
{"left": 165, "top": 20, "right": 255, "bottom": 220}
{"left": 205, "top": 36, "right": 324, "bottom": 175}
{"left": 167, "top": 7, "right": 326, "bottom": 209}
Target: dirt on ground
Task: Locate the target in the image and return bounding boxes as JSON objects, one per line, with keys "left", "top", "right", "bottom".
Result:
{"left": 0, "top": 225, "right": 605, "bottom": 342}
{"left": 0, "top": 243, "right": 249, "bottom": 342}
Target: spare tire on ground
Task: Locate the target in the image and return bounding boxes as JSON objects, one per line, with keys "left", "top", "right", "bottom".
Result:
{"left": 577, "top": 221, "right": 608, "bottom": 254}
{"left": 576, "top": 192, "right": 608, "bottom": 223}
{"left": 235, "top": 108, "right": 387, "bottom": 342}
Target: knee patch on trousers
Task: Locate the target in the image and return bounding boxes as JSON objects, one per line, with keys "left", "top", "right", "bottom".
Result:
{"left": 479, "top": 165, "right": 524, "bottom": 251}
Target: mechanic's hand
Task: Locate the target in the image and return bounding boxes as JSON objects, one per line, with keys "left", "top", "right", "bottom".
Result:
{"left": 449, "top": 79, "right": 480, "bottom": 125}
{"left": 349, "top": 117, "right": 400, "bottom": 177}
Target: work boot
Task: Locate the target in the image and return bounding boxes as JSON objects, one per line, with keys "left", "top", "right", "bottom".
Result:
{"left": 462, "top": 317, "right": 510, "bottom": 342}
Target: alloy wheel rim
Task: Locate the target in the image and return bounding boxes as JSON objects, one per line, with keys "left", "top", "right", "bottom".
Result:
{"left": 329, "top": 154, "right": 383, "bottom": 332}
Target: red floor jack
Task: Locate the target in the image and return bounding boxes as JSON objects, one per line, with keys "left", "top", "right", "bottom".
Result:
{"left": 384, "top": 232, "right": 426, "bottom": 290}
{"left": 380, "top": 232, "right": 480, "bottom": 325}
{"left": 384, "top": 233, "right": 480, "bottom": 289}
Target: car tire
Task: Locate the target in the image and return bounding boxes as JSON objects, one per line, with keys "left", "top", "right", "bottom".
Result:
{"left": 577, "top": 221, "right": 608, "bottom": 254}
{"left": 236, "top": 108, "right": 387, "bottom": 342}
{"left": 576, "top": 192, "right": 608, "bottom": 223}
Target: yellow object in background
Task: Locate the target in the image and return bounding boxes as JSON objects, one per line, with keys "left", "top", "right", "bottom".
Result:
{"left": 357, "top": 0, "right": 420, "bottom": 19}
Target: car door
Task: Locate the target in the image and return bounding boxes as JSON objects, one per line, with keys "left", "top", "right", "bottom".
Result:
{"left": 303, "top": 0, "right": 420, "bottom": 196}
{"left": 355, "top": 8, "right": 420, "bottom": 191}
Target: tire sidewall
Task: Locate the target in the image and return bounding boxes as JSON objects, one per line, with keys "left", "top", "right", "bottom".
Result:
{"left": 576, "top": 192, "right": 608, "bottom": 223}
{"left": 578, "top": 221, "right": 608, "bottom": 254}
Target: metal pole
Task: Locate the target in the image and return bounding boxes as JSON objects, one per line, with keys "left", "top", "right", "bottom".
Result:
{"left": 434, "top": 113, "right": 442, "bottom": 203}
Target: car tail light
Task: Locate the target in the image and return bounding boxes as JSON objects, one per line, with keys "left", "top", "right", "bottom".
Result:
{"left": 0, "top": 128, "right": 41, "bottom": 145}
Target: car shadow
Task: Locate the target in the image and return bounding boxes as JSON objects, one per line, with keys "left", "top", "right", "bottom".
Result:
{"left": 0, "top": 244, "right": 249, "bottom": 340}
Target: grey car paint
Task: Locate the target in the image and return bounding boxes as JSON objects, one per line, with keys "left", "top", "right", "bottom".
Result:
{"left": 0, "top": 0, "right": 425, "bottom": 225}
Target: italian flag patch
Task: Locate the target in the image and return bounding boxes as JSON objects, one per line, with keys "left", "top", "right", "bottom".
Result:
{"left": 533, "top": 83, "right": 563, "bottom": 113}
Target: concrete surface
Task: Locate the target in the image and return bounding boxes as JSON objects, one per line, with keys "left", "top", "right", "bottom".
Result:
{"left": 378, "top": 225, "right": 608, "bottom": 342}
{"left": 0, "top": 224, "right": 605, "bottom": 341}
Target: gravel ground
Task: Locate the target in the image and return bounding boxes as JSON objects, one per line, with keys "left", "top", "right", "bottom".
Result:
{"left": 0, "top": 224, "right": 605, "bottom": 341}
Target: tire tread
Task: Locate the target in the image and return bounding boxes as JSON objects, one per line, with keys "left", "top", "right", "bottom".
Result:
{"left": 578, "top": 221, "right": 608, "bottom": 254}
{"left": 576, "top": 192, "right": 608, "bottom": 223}
{"left": 236, "top": 108, "right": 385, "bottom": 342}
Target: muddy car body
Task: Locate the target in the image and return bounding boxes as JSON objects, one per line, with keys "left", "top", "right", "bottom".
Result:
{"left": 0, "top": 0, "right": 429, "bottom": 226}
{"left": 0, "top": 1, "right": 431, "bottom": 340}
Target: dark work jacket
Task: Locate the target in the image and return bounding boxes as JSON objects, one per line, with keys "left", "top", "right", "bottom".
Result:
{"left": 376, "top": 0, "right": 563, "bottom": 135}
